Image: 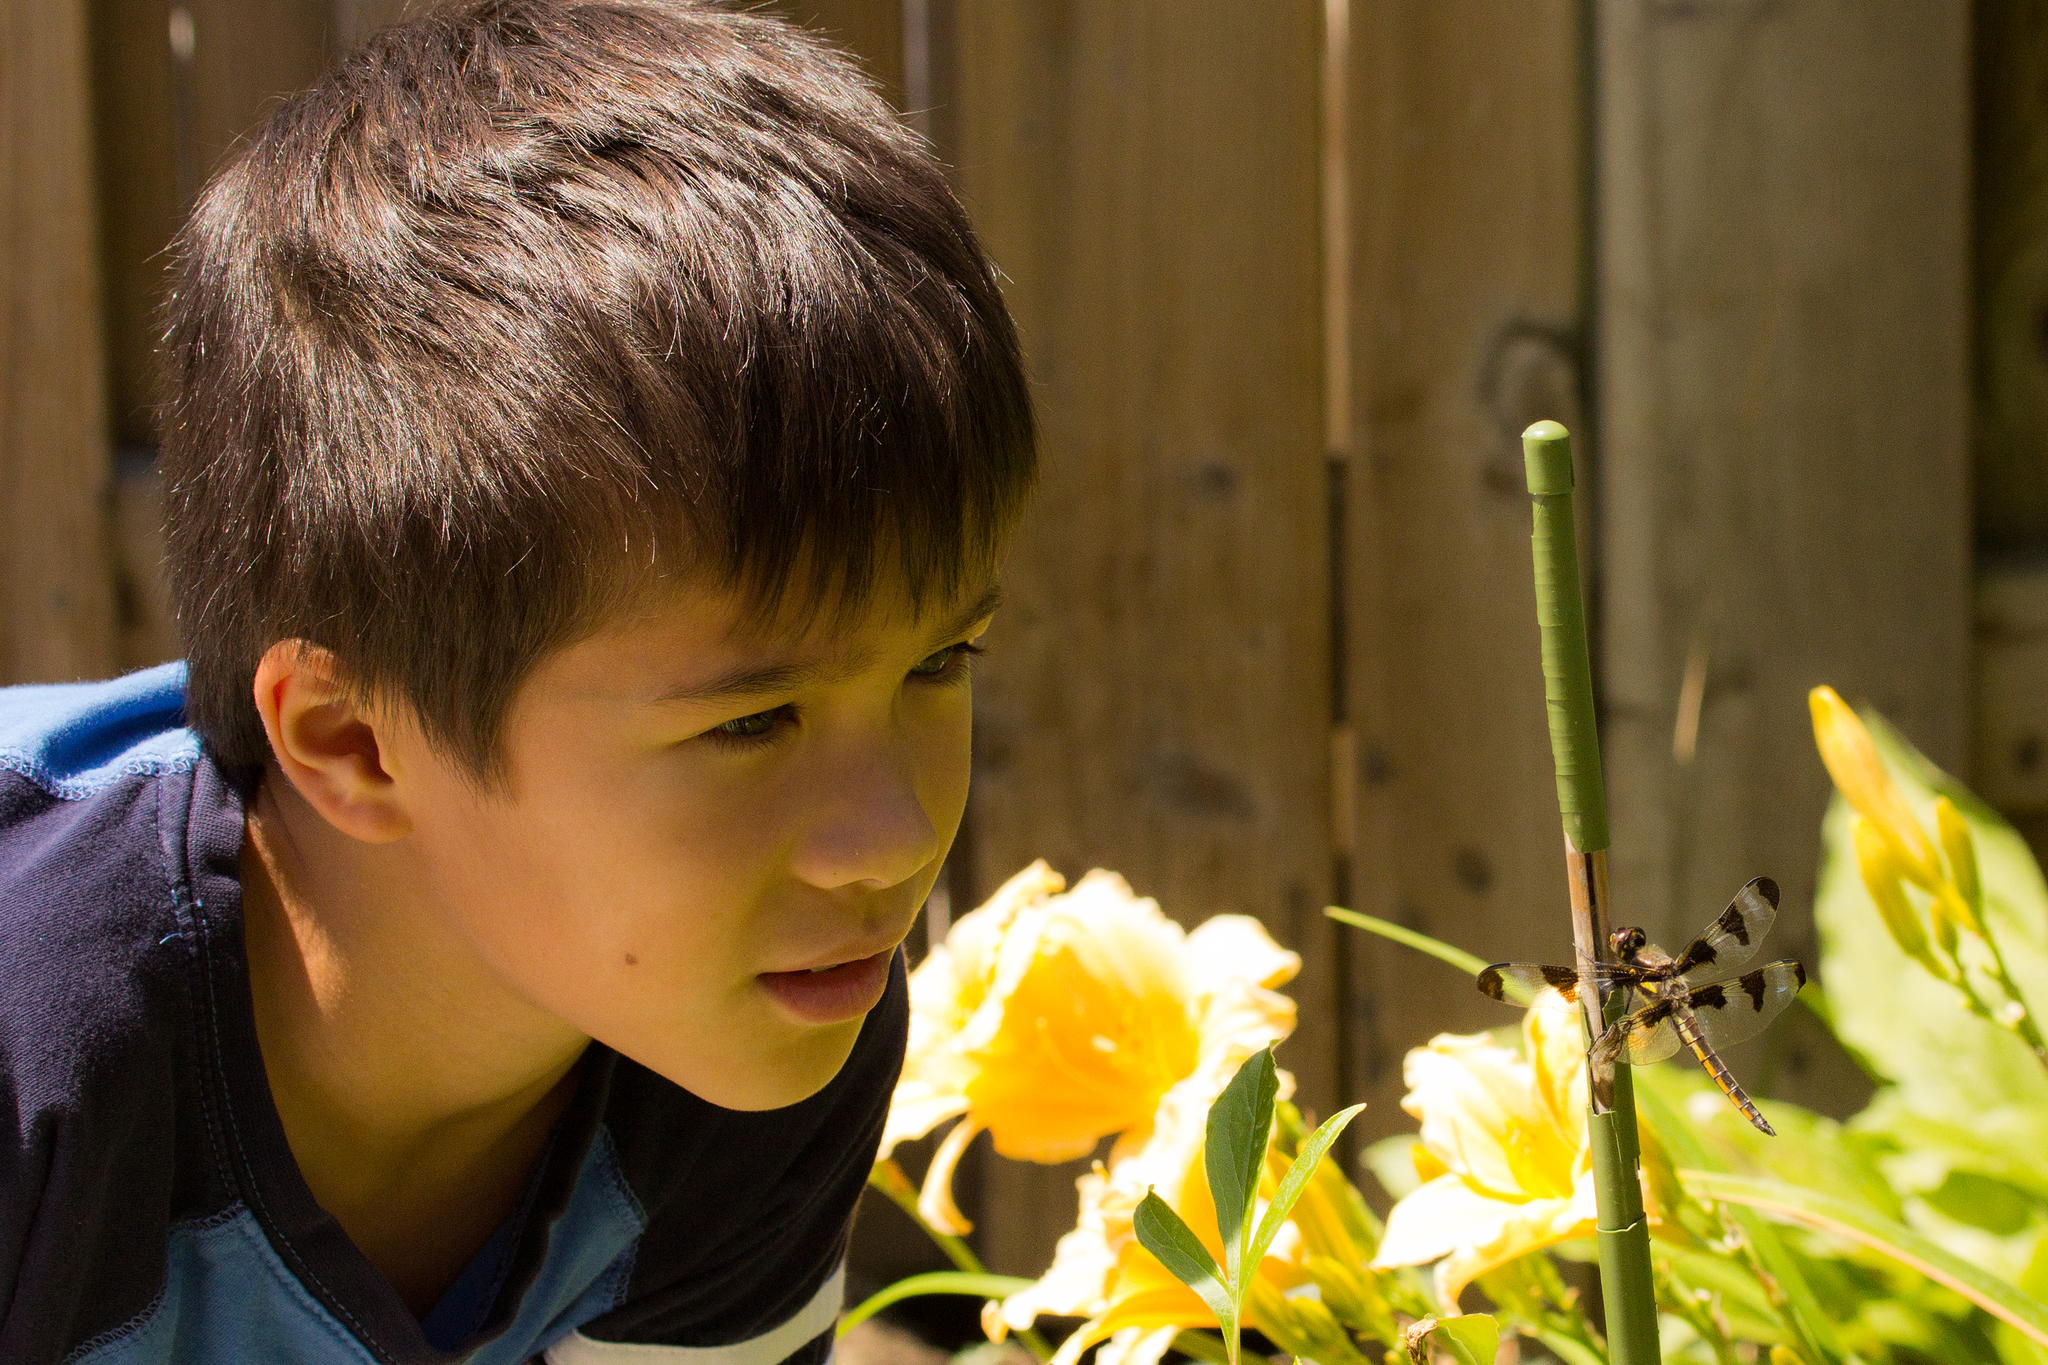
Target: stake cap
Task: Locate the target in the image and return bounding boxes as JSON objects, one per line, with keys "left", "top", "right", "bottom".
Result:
{"left": 1523, "top": 420, "right": 1574, "bottom": 496}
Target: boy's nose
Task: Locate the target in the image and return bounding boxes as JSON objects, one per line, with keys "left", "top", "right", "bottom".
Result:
{"left": 791, "top": 747, "right": 944, "bottom": 892}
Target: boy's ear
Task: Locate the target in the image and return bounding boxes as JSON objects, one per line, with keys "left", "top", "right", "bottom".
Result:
{"left": 251, "top": 641, "right": 412, "bottom": 843}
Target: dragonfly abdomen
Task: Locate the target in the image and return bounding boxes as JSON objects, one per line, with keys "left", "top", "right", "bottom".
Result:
{"left": 1674, "top": 1006, "right": 1775, "bottom": 1136}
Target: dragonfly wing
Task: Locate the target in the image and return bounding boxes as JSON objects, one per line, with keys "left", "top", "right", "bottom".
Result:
{"left": 1609, "top": 1001, "right": 1687, "bottom": 1066}
{"left": 1478, "top": 962, "right": 1646, "bottom": 1009}
{"left": 1670, "top": 877, "right": 1780, "bottom": 978}
{"left": 1684, "top": 960, "right": 1807, "bottom": 1054}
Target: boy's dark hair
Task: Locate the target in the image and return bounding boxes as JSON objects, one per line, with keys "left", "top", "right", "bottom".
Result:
{"left": 156, "top": 0, "right": 1034, "bottom": 784}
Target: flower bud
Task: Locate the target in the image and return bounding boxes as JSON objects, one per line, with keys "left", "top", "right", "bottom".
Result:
{"left": 1934, "top": 797, "right": 1985, "bottom": 935}
{"left": 1811, "top": 687, "right": 1940, "bottom": 886}
{"left": 1853, "top": 816, "right": 1939, "bottom": 973}
{"left": 1928, "top": 888, "right": 1963, "bottom": 961}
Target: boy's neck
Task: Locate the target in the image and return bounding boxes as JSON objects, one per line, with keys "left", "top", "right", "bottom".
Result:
{"left": 240, "top": 772, "right": 589, "bottom": 1311}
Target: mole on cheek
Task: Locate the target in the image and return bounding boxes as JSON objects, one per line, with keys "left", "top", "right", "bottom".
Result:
{"left": 623, "top": 953, "right": 639, "bottom": 967}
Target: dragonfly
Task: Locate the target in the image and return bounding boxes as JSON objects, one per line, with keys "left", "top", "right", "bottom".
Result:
{"left": 1476, "top": 876, "right": 1808, "bottom": 1135}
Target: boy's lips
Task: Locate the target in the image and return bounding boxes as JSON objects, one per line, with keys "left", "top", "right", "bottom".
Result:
{"left": 757, "top": 945, "right": 895, "bottom": 1024}
{"left": 767, "top": 930, "right": 908, "bottom": 976}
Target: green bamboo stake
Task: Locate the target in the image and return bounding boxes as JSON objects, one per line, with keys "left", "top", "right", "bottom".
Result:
{"left": 1523, "top": 419, "right": 1660, "bottom": 1363}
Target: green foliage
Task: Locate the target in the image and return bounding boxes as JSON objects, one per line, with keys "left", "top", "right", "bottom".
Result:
{"left": 1132, "top": 1047, "right": 1364, "bottom": 1365}
{"left": 1405, "top": 1313, "right": 1499, "bottom": 1365}
{"left": 1206, "top": 1047, "right": 1278, "bottom": 1287}
{"left": 1816, "top": 716, "right": 2048, "bottom": 1158}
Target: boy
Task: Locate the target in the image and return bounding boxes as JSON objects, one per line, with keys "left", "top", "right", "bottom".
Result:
{"left": 0, "top": 1, "right": 1033, "bottom": 1360}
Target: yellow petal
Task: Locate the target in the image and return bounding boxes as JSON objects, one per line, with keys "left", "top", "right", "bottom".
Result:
{"left": 1430, "top": 1182, "right": 1595, "bottom": 1310}
{"left": 1375, "top": 1168, "right": 1600, "bottom": 1309}
{"left": 878, "top": 1085, "right": 969, "bottom": 1161}
{"left": 1523, "top": 993, "right": 1592, "bottom": 1152}
{"left": 1093, "top": 1325, "right": 1185, "bottom": 1365}
{"left": 1810, "top": 687, "right": 1939, "bottom": 885}
{"left": 1403, "top": 1033, "right": 1577, "bottom": 1200}
{"left": 916, "top": 1117, "right": 983, "bottom": 1235}
{"left": 959, "top": 874, "right": 1203, "bottom": 1158}
{"left": 1046, "top": 1297, "right": 1198, "bottom": 1365}
{"left": 1185, "top": 914, "right": 1302, "bottom": 993}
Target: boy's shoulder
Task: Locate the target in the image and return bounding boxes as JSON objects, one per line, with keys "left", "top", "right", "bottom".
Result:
{"left": 0, "top": 663, "right": 206, "bottom": 1093}
{"left": 0, "top": 664, "right": 234, "bottom": 1358}
{"left": 0, "top": 662, "right": 200, "bottom": 800}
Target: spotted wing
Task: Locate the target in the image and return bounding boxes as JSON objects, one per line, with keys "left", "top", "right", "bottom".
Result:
{"left": 1591, "top": 1000, "right": 1687, "bottom": 1066}
{"left": 1476, "top": 961, "right": 1652, "bottom": 1010}
{"left": 1684, "top": 960, "right": 1808, "bottom": 1055}
{"left": 1595, "top": 961, "right": 1808, "bottom": 1070}
{"left": 1669, "top": 877, "right": 1780, "bottom": 978}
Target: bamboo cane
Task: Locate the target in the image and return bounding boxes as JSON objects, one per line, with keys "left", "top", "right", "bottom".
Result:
{"left": 1522, "top": 419, "right": 1660, "bottom": 1362}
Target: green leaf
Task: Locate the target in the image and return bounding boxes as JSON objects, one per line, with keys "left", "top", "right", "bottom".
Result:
{"left": 1816, "top": 713, "right": 2048, "bottom": 1157}
{"left": 1134, "top": 1189, "right": 1237, "bottom": 1333}
{"left": 1635, "top": 1081, "right": 1844, "bottom": 1364}
{"left": 1522, "top": 1326, "right": 1607, "bottom": 1365}
{"left": 1685, "top": 1168, "right": 2048, "bottom": 1353}
{"left": 1414, "top": 1313, "right": 1500, "bottom": 1365}
{"left": 836, "top": 1271, "right": 1036, "bottom": 1335}
{"left": 1325, "top": 906, "right": 1490, "bottom": 977}
{"left": 1244, "top": 1102, "right": 1365, "bottom": 1274}
{"left": 1204, "top": 1047, "right": 1277, "bottom": 1286}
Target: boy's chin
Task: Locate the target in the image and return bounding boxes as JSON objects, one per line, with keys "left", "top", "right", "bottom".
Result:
{"left": 641, "top": 1019, "right": 867, "bottom": 1112}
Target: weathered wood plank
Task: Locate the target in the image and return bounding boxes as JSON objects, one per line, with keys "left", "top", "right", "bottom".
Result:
{"left": 332, "top": 0, "right": 416, "bottom": 52}
{"left": 91, "top": 0, "right": 334, "bottom": 450}
{"left": 1, "top": 0, "right": 120, "bottom": 684}
{"left": 930, "top": 1, "right": 1332, "bottom": 1278}
{"left": 1976, "top": 559, "right": 2048, "bottom": 815}
{"left": 185, "top": 0, "right": 333, "bottom": 171}
{"left": 87, "top": 0, "right": 179, "bottom": 448}
{"left": 774, "top": 0, "right": 906, "bottom": 110}
{"left": 1594, "top": 0, "right": 1971, "bottom": 1107}
{"left": 1338, "top": 0, "right": 1587, "bottom": 1136}
{"left": 1975, "top": 0, "right": 2048, "bottom": 550}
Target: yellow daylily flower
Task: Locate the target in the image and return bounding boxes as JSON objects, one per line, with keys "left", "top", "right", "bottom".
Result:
{"left": 881, "top": 861, "right": 1300, "bottom": 1233}
{"left": 990, "top": 1046, "right": 1314, "bottom": 1365}
{"left": 1372, "top": 997, "right": 1668, "bottom": 1310}
{"left": 1809, "top": 686, "right": 1940, "bottom": 887}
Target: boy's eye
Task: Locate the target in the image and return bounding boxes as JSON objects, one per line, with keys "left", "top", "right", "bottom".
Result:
{"left": 698, "top": 642, "right": 984, "bottom": 751}
{"left": 909, "top": 640, "right": 984, "bottom": 681}
{"left": 707, "top": 705, "right": 793, "bottom": 747}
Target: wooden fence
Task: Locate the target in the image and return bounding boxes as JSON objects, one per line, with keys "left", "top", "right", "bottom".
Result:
{"left": 6, "top": 0, "right": 2038, "bottom": 1307}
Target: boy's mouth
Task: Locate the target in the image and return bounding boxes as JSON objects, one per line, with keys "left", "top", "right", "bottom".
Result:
{"left": 757, "top": 946, "right": 895, "bottom": 1024}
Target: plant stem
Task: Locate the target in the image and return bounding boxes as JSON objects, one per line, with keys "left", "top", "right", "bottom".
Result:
{"left": 1170, "top": 1330, "right": 1236, "bottom": 1365}
{"left": 1522, "top": 420, "right": 1661, "bottom": 1365}
{"left": 1979, "top": 928, "right": 2048, "bottom": 1073}
{"left": 867, "top": 1162, "right": 1057, "bottom": 1361}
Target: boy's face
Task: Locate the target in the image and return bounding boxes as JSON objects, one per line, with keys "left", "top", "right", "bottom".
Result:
{"left": 391, "top": 571, "right": 1000, "bottom": 1111}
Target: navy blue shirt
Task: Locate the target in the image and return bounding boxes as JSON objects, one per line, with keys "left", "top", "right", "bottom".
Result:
{"left": 0, "top": 665, "right": 906, "bottom": 1363}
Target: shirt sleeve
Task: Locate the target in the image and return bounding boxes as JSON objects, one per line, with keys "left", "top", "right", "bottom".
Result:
{"left": 552, "top": 950, "right": 909, "bottom": 1362}
{"left": 539, "top": 1263, "right": 843, "bottom": 1365}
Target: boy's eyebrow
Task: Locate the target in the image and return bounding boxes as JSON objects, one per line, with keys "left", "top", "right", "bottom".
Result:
{"left": 650, "top": 582, "right": 1004, "bottom": 707}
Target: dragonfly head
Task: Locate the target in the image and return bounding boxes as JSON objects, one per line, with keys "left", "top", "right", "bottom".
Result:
{"left": 1608, "top": 925, "right": 1648, "bottom": 960}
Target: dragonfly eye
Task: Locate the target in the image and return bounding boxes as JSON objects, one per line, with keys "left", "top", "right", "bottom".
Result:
{"left": 1610, "top": 926, "right": 1647, "bottom": 957}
